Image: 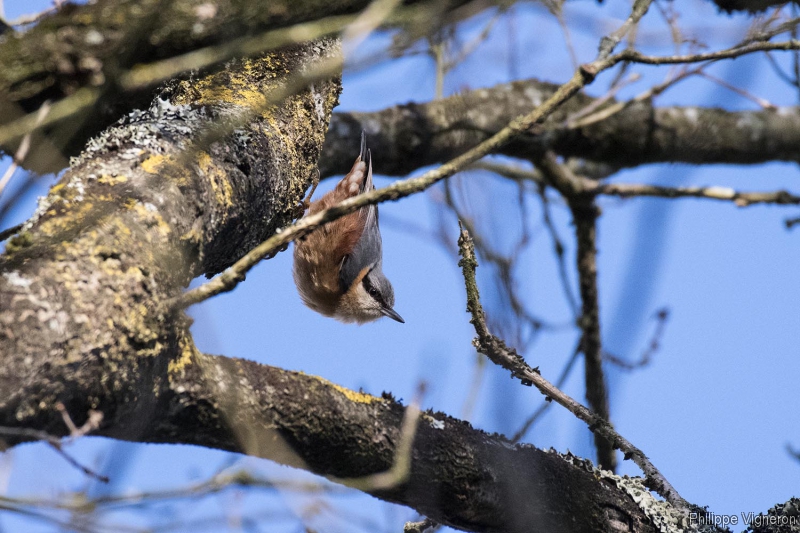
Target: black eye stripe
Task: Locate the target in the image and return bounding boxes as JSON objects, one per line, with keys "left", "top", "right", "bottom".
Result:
{"left": 362, "top": 278, "right": 381, "bottom": 300}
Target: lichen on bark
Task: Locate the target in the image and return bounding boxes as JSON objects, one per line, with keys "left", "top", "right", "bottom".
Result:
{"left": 0, "top": 38, "right": 341, "bottom": 441}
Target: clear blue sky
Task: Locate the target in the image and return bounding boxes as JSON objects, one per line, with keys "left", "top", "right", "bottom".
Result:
{"left": 1, "top": 0, "right": 799, "bottom": 531}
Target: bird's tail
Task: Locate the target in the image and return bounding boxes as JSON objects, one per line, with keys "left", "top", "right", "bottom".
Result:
{"left": 360, "top": 130, "right": 370, "bottom": 169}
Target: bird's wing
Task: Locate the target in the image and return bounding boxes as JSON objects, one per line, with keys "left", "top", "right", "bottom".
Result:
{"left": 339, "top": 133, "right": 381, "bottom": 292}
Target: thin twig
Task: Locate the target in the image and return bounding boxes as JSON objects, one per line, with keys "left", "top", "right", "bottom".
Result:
{"left": 618, "top": 39, "right": 800, "bottom": 65}
{"left": 477, "top": 162, "right": 800, "bottom": 207}
{"left": 594, "top": 182, "right": 800, "bottom": 206}
{"left": 536, "top": 182, "right": 580, "bottom": 318}
{"left": 785, "top": 215, "right": 800, "bottom": 229}
{"left": 567, "top": 63, "right": 706, "bottom": 130}
{"left": 0, "top": 426, "right": 108, "bottom": 483}
{"left": 456, "top": 223, "right": 690, "bottom": 512}
{"left": 696, "top": 71, "right": 777, "bottom": 109}
{"left": 598, "top": 0, "right": 653, "bottom": 59}
{"left": 55, "top": 402, "right": 104, "bottom": 439}
{"left": 0, "top": 223, "right": 22, "bottom": 242}
{"left": 786, "top": 443, "right": 800, "bottom": 461}
{"left": 511, "top": 341, "right": 581, "bottom": 443}
{"left": 0, "top": 101, "right": 51, "bottom": 198}
{"left": 604, "top": 308, "right": 669, "bottom": 371}
{"left": 0, "top": 471, "right": 346, "bottom": 513}
{"left": 0, "top": 88, "right": 98, "bottom": 147}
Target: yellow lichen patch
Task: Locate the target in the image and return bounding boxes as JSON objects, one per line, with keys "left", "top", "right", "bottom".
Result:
{"left": 4, "top": 231, "right": 32, "bottom": 253}
{"left": 97, "top": 174, "right": 128, "bottom": 185}
{"left": 129, "top": 202, "right": 172, "bottom": 237}
{"left": 180, "top": 226, "right": 202, "bottom": 244}
{"left": 203, "top": 85, "right": 269, "bottom": 109}
{"left": 196, "top": 152, "right": 233, "bottom": 208}
{"left": 169, "top": 337, "right": 197, "bottom": 375}
{"left": 299, "top": 372, "right": 383, "bottom": 405}
{"left": 177, "top": 57, "right": 282, "bottom": 113}
{"left": 37, "top": 201, "right": 95, "bottom": 237}
{"left": 332, "top": 383, "right": 382, "bottom": 405}
{"left": 141, "top": 154, "right": 167, "bottom": 174}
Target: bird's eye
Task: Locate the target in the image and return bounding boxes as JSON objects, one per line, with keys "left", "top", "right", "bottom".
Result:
{"left": 363, "top": 279, "right": 379, "bottom": 298}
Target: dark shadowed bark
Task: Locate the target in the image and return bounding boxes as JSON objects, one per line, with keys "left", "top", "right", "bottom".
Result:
{"left": 710, "top": 0, "right": 794, "bottom": 13}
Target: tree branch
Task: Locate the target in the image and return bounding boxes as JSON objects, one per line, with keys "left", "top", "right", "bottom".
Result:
{"left": 0, "top": 0, "right": 489, "bottom": 173}
{"left": 319, "top": 78, "right": 800, "bottom": 177}
{"left": 456, "top": 223, "right": 692, "bottom": 516}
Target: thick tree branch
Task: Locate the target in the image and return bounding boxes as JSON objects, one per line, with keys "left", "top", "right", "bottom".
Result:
{"left": 156, "top": 348, "right": 670, "bottom": 533}
{"left": 710, "top": 0, "right": 794, "bottom": 14}
{"left": 319, "top": 79, "right": 800, "bottom": 177}
{"left": 0, "top": 37, "right": 340, "bottom": 464}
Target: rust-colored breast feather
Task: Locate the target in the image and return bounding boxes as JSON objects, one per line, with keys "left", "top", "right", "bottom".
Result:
{"left": 293, "top": 159, "right": 369, "bottom": 317}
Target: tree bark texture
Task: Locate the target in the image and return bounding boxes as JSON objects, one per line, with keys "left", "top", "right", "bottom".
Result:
{"left": 319, "top": 80, "right": 800, "bottom": 177}
{"left": 0, "top": 39, "right": 340, "bottom": 468}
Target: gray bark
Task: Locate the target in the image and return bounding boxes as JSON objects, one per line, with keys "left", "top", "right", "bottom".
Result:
{"left": 320, "top": 80, "right": 800, "bottom": 178}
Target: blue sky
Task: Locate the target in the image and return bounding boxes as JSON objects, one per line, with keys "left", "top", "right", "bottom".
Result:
{"left": 1, "top": 0, "right": 799, "bottom": 531}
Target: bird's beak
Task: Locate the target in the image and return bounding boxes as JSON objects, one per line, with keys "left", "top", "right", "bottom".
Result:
{"left": 381, "top": 306, "right": 405, "bottom": 323}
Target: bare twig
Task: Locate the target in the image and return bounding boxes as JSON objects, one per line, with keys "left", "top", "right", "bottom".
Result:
{"left": 594, "top": 182, "right": 800, "bottom": 206}
{"left": 696, "top": 71, "right": 777, "bottom": 109}
{"left": 785, "top": 215, "right": 800, "bottom": 228}
{"left": 55, "top": 402, "right": 103, "bottom": 439}
{"left": 536, "top": 182, "right": 580, "bottom": 318}
{"left": 565, "top": 73, "right": 641, "bottom": 127}
{"left": 0, "top": 101, "right": 50, "bottom": 198}
{"left": 0, "top": 223, "right": 22, "bottom": 242}
{"left": 598, "top": 0, "right": 653, "bottom": 59}
{"left": 0, "top": 88, "right": 98, "bottom": 147}
{"left": 603, "top": 308, "right": 670, "bottom": 371}
{"left": 457, "top": 223, "right": 690, "bottom": 512}
{"left": 478, "top": 161, "right": 800, "bottom": 207}
{"left": 0, "top": 471, "right": 346, "bottom": 514}
{"left": 0, "top": 425, "right": 108, "bottom": 483}
{"left": 619, "top": 39, "right": 800, "bottom": 65}
{"left": 786, "top": 443, "right": 800, "bottom": 461}
{"left": 511, "top": 341, "right": 581, "bottom": 443}
{"left": 530, "top": 152, "right": 614, "bottom": 471}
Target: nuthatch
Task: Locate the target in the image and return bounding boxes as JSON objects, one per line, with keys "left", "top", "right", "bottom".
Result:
{"left": 293, "top": 132, "right": 404, "bottom": 324}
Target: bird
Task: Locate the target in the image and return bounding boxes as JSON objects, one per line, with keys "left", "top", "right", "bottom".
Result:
{"left": 293, "top": 132, "right": 404, "bottom": 324}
